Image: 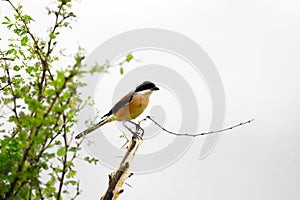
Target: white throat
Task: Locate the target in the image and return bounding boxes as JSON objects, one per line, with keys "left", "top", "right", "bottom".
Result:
{"left": 136, "top": 89, "right": 153, "bottom": 95}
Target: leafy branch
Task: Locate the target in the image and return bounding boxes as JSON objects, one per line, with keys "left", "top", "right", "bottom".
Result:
{"left": 0, "top": 1, "right": 100, "bottom": 199}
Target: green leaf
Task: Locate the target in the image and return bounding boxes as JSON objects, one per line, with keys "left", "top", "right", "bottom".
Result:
{"left": 66, "top": 180, "right": 77, "bottom": 186}
{"left": 120, "top": 66, "right": 124, "bottom": 75}
{"left": 8, "top": 115, "right": 17, "bottom": 122}
{"left": 4, "top": 16, "right": 11, "bottom": 22}
{"left": 45, "top": 89, "right": 55, "bottom": 97}
{"left": 21, "top": 28, "right": 28, "bottom": 35}
{"left": 84, "top": 156, "right": 99, "bottom": 165}
{"left": 21, "top": 36, "right": 28, "bottom": 46}
{"left": 25, "top": 66, "right": 35, "bottom": 73}
{"left": 57, "top": 148, "right": 66, "bottom": 157}
{"left": 34, "top": 135, "right": 44, "bottom": 144}
{"left": 49, "top": 32, "right": 56, "bottom": 40}
{"left": 25, "top": 98, "right": 43, "bottom": 112}
{"left": 54, "top": 167, "right": 63, "bottom": 173}
{"left": 7, "top": 24, "right": 13, "bottom": 29}
{"left": 66, "top": 169, "right": 76, "bottom": 178}
{"left": 24, "top": 15, "right": 33, "bottom": 23}
{"left": 46, "top": 153, "right": 55, "bottom": 159}
{"left": 54, "top": 71, "right": 65, "bottom": 88}
{"left": 126, "top": 53, "right": 133, "bottom": 62}
{"left": 14, "top": 28, "right": 21, "bottom": 35}
{"left": 6, "top": 48, "right": 16, "bottom": 55}
{"left": 69, "top": 147, "right": 77, "bottom": 152}
{"left": 63, "top": 91, "right": 71, "bottom": 99}
{"left": 13, "top": 65, "right": 20, "bottom": 71}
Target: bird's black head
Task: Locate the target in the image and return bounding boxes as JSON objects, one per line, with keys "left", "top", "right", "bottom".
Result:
{"left": 135, "top": 81, "right": 159, "bottom": 92}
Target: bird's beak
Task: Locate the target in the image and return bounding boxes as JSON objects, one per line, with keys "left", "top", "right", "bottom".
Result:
{"left": 152, "top": 86, "right": 159, "bottom": 91}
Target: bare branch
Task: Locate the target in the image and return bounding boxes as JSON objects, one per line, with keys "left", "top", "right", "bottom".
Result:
{"left": 100, "top": 136, "right": 142, "bottom": 200}
{"left": 144, "top": 116, "right": 254, "bottom": 137}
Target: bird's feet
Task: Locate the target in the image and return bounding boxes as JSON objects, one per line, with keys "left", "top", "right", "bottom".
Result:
{"left": 122, "top": 121, "right": 144, "bottom": 139}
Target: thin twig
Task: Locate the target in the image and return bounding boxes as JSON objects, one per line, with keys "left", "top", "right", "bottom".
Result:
{"left": 6, "top": 0, "right": 47, "bottom": 100}
{"left": 4, "top": 64, "right": 20, "bottom": 123}
{"left": 44, "top": 2, "right": 68, "bottom": 82}
{"left": 145, "top": 116, "right": 254, "bottom": 137}
{"left": 6, "top": 0, "right": 45, "bottom": 62}
{"left": 46, "top": 3, "right": 72, "bottom": 58}
{"left": 70, "top": 181, "right": 81, "bottom": 200}
{"left": 0, "top": 57, "right": 14, "bottom": 61}
{"left": 0, "top": 83, "right": 10, "bottom": 91}
{"left": 57, "top": 114, "right": 68, "bottom": 200}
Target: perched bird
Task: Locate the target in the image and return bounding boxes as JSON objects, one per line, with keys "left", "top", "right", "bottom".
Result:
{"left": 75, "top": 81, "right": 159, "bottom": 139}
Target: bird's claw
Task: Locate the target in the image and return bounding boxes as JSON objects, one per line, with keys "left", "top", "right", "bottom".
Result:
{"left": 123, "top": 121, "right": 144, "bottom": 139}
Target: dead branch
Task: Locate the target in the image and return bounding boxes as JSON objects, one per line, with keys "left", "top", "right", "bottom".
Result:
{"left": 100, "top": 136, "right": 143, "bottom": 200}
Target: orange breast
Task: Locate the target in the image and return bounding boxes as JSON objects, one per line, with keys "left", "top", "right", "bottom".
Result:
{"left": 114, "top": 93, "right": 150, "bottom": 121}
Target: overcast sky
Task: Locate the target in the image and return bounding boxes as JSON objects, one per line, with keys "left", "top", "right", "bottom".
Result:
{"left": 1, "top": 0, "right": 300, "bottom": 199}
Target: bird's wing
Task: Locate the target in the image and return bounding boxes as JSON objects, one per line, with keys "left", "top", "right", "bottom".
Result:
{"left": 101, "top": 91, "right": 134, "bottom": 118}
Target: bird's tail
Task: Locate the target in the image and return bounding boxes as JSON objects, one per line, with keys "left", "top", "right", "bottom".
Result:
{"left": 75, "top": 116, "right": 115, "bottom": 139}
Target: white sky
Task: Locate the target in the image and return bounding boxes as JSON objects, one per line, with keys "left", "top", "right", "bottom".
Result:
{"left": 1, "top": 0, "right": 300, "bottom": 199}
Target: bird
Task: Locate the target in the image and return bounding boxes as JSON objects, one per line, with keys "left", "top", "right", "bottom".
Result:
{"left": 75, "top": 81, "right": 159, "bottom": 139}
